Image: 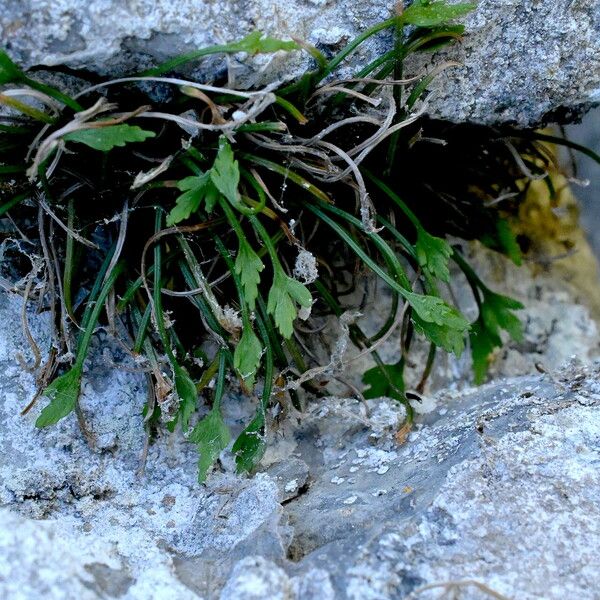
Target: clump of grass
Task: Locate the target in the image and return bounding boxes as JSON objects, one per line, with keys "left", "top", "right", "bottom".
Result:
{"left": 1, "top": 0, "right": 597, "bottom": 481}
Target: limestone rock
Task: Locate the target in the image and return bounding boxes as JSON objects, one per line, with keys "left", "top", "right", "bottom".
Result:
{"left": 219, "top": 557, "right": 294, "bottom": 600}
{"left": 279, "top": 363, "right": 600, "bottom": 598}
{"left": 1, "top": 1, "right": 599, "bottom": 126}
{"left": 0, "top": 292, "right": 284, "bottom": 598}
{"left": 1, "top": 281, "right": 600, "bottom": 598}
{"left": 424, "top": 0, "right": 600, "bottom": 125}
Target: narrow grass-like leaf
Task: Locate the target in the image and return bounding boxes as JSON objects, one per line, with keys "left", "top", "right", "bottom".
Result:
{"left": 152, "top": 212, "right": 200, "bottom": 432}
{"left": 142, "top": 31, "right": 299, "bottom": 77}
{"left": 511, "top": 131, "right": 600, "bottom": 167}
{"left": 229, "top": 31, "right": 300, "bottom": 54}
{"left": 1, "top": 47, "right": 81, "bottom": 110}
{"left": 0, "top": 50, "right": 23, "bottom": 85}
{"left": 0, "top": 192, "right": 28, "bottom": 217}
{"left": 240, "top": 153, "right": 332, "bottom": 204}
{"left": 278, "top": 16, "right": 398, "bottom": 96}
{"left": 0, "top": 165, "right": 26, "bottom": 175}
{"left": 0, "top": 94, "right": 54, "bottom": 123}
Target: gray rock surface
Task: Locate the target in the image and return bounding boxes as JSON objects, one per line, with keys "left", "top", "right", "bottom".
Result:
{"left": 322, "top": 240, "right": 600, "bottom": 397}
{"left": 281, "top": 369, "right": 600, "bottom": 599}
{"left": 2, "top": 1, "right": 599, "bottom": 126}
{"left": 424, "top": 0, "right": 600, "bottom": 125}
{"left": 0, "top": 291, "right": 284, "bottom": 598}
{"left": 565, "top": 107, "right": 600, "bottom": 258}
{"left": 1, "top": 290, "right": 600, "bottom": 598}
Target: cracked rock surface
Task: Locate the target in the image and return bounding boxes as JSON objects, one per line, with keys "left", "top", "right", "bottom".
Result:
{"left": 1, "top": 290, "right": 600, "bottom": 598}
{"left": 1, "top": 0, "right": 599, "bottom": 126}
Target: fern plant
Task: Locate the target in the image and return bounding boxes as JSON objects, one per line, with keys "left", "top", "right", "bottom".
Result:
{"left": 1, "top": 1, "right": 595, "bottom": 482}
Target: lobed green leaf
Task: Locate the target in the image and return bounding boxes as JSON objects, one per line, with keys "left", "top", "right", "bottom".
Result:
{"left": 470, "top": 290, "right": 524, "bottom": 383}
{"left": 232, "top": 414, "right": 266, "bottom": 474}
{"left": 234, "top": 326, "right": 263, "bottom": 390}
{"left": 63, "top": 124, "right": 155, "bottom": 151}
{"left": 495, "top": 218, "right": 523, "bottom": 266}
{"left": 403, "top": 0, "right": 476, "bottom": 28}
{"left": 210, "top": 137, "right": 240, "bottom": 206}
{"left": 235, "top": 239, "right": 264, "bottom": 310}
{"left": 267, "top": 270, "right": 312, "bottom": 339}
{"left": 35, "top": 367, "right": 83, "bottom": 428}
{"left": 413, "top": 314, "right": 466, "bottom": 355}
{"left": 363, "top": 361, "right": 405, "bottom": 402}
{"left": 189, "top": 407, "right": 231, "bottom": 483}
{"left": 404, "top": 291, "right": 469, "bottom": 333}
{"left": 174, "top": 365, "right": 198, "bottom": 432}
{"left": 470, "top": 320, "right": 500, "bottom": 384}
{"left": 480, "top": 290, "right": 524, "bottom": 342}
{"left": 166, "top": 172, "right": 219, "bottom": 226}
{"left": 415, "top": 229, "right": 452, "bottom": 282}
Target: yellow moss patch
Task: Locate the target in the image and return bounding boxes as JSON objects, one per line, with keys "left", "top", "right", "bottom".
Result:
{"left": 511, "top": 157, "right": 600, "bottom": 321}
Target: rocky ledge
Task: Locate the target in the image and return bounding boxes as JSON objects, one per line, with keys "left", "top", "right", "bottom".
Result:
{"left": 2, "top": 0, "right": 599, "bottom": 126}
{"left": 0, "top": 291, "right": 599, "bottom": 599}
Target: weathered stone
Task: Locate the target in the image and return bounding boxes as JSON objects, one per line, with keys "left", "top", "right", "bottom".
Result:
{"left": 0, "top": 508, "right": 131, "bottom": 600}
{"left": 0, "top": 292, "right": 284, "bottom": 598}
{"left": 219, "top": 557, "right": 294, "bottom": 600}
{"left": 279, "top": 363, "right": 600, "bottom": 598}
{"left": 424, "top": 0, "right": 600, "bottom": 125}
{"left": 1, "top": 1, "right": 599, "bottom": 126}
{"left": 2, "top": 277, "right": 600, "bottom": 599}
{"left": 266, "top": 458, "right": 311, "bottom": 503}
{"left": 565, "top": 107, "right": 600, "bottom": 257}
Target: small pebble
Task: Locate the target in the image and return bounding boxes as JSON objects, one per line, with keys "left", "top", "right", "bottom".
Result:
{"left": 284, "top": 479, "right": 298, "bottom": 493}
